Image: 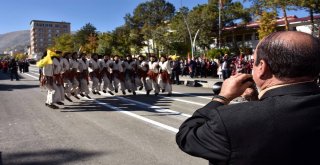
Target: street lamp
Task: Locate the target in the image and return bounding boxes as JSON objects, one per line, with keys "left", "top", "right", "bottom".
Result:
{"left": 180, "top": 0, "right": 200, "bottom": 59}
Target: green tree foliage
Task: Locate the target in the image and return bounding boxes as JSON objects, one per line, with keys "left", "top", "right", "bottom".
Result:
{"left": 244, "top": 0, "right": 297, "bottom": 31}
{"left": 111, "top": 25, "right": 131, "bottom": 56}
{"left": 128, "top": 0, "right": 175, "bottom": 55}
{"left": 74, "top": 23, "right": 98, "bottom": 51}
{"left": 97, "top": 32, "right": 113, "bottom": 55}
{"left": 52, "top": 33, "right": 75, "bottom": 52}
{"left": 258, "top": 11, "right": 277, "bottom": 40}
{"left": 294, "top": 0, "right": 320, "bottom": 36}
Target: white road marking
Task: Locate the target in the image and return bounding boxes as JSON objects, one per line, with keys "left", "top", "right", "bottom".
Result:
{"left": 100, "top": 92, "right": 192, "bottom": 117}
{"left": 172, "top": 91, "right": 212, "bottom": 100}
{"left": 23, "top": 73, "right": 39, "bottom": 79}
{"left": 95, "top": 101, "right": 179, "bottom": 133}
{"left": 136, "top": 91, "right": 207, "bottom": 106}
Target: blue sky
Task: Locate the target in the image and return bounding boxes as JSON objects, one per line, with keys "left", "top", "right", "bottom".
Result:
{"left": 0, "top": 0, "right": 309, "bottom": 34}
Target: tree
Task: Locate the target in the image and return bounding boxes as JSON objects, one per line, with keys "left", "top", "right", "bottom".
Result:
{"left": 74, "top": 23, "right": 98, "bottom": 51}
{"left": 294, "top": 0, "right": 320, "bottom": 36}
{"left": 112, "top": 25, "right": 131, "bottom": 56}
{"left": 130, "top": 0, "right": 175, "bottom": 55}
{"left": 52, "top": 33, "right": 75, "bottom": 52}
{"left": 258, "top": 11, "right": 277, "bottom": 40}
{"left": 85, "top": 33, "right": 99, "bottom": 53}
{"left": 97, "top": 32, "right": 113, "bottom": 55}
{"left": 244, "top": 0, "right": 296, "bottom": 31}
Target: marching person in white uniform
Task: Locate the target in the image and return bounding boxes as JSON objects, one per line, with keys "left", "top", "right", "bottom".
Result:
{"left": 69, "top": 52, "right": 80, "bottom": 99}
{"left": 61, "top": 52, "right": 73, "bottom": 102}
{"left": 100, "top": 55, "right": 114, "bottom": 95}
{"left": 159, "top": 56, "right": 173, "bottom": 96}
{"left": 78, "top": 53, "right": 91, "bottom": 99}
{"left": 146, "top": 56, "right": 160, "bottom": 96}
{"left": 89, "top": 53, "right": 101, "bottom": 95}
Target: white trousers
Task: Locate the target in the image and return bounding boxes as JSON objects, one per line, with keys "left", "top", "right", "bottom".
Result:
{"left": 146, "top": 77, "right": 160, "bottom": 93}
{"left": 102, "top": 75, "right": 114, "bottom": 91}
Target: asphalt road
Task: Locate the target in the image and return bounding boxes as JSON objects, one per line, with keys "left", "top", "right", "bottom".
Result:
{"left": 0, "top": 65, "right": 216, "bottom": 165}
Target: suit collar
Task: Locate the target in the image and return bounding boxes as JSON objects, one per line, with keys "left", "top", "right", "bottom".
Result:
{"left": 259, "top": 82, "right": 320, "bottom": 100}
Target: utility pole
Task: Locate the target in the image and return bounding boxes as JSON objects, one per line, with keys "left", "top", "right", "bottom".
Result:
{"left": 219, "top": 0, "right": 222, "bottom": 49}
{"left": 180, "top": 0, "right": 200, "bottom": 59}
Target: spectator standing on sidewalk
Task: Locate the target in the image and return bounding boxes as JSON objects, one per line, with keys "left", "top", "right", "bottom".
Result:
{"left": 9, "top": 58, "right": 19, "bottom": 81}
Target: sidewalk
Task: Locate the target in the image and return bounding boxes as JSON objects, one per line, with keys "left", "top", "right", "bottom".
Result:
{"left": 178, "top": 76, "right": 223, "bottom": 89}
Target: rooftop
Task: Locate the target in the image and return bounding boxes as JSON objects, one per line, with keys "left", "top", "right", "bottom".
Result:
{"left": 224, "top": 15, "right": 320, "bottom": 30}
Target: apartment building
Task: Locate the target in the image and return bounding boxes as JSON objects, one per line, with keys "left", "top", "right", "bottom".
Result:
{"left": 30, "top": 20, "right": 70, "bottom": 58}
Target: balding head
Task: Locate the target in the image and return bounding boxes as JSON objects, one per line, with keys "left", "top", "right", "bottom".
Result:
{"left": 255, "top": 31, "right": 320, "bottom": 79}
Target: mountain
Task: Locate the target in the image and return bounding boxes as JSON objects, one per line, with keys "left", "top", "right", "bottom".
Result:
{"left": 0, "top": 30, "right": 30, "bottom": 53}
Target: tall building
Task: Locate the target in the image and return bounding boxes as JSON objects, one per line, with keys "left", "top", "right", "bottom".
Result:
{"left": 30, "top": 20, "right": 71, "bottom": 58}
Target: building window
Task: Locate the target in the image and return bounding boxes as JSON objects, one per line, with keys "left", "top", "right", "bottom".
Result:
{"left": 236, "top": 35, "right": 243, "bottom": 42}
{"left": 245, "top": 34, "right": 252, "bottom": 41}
{"left": 226, "top": 36, "right": 233, "bottom": 43}
{"left": 255, "top": 33, "right": 259, "bottom": 40}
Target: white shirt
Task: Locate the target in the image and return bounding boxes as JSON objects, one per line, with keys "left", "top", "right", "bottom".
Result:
{"left": 89, "top": 59, "right": 99, "bottom": 73}
{"left": 78, "top": 59, "right": 89, "bottom": 72}
{"left": 159, "top": 61, "right": 172, "bottom": 74}
{"left": 53, "top": 58, "right": 62, "bottom": 75}
{"left": 60, "top": 58, "right": 70, "bottom": 73}
{"left": 149, "top": 61, "right": 159, "bottom": 73}
{"left": 113, "top": 60, "right": 124, "bottom": 72}
{"left": 69, "top": 59, "right": 79, "bottom": 71}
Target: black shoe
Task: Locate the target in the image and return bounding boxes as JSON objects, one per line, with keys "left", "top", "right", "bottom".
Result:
{"left": 103, "top": 90, "right": 107, "bottom": 93}
{"left": 65, "top": 95, "right": 73, "bottom": 102}
{"left": 92, "top": 91, "right": 96, "bottom": 95}
{"left": 115, "top": 89, "right": 118, "bottom": 93}
{"left": 86, "top": 95, "right": 91, "bottom": 99}
{"left": 45, "top": 103, "right": 49, "bottom": 106}
{"left": 122, "top": 90, "right": 126, "bottom": 95}
{"left": 133, "top": 91, "right": 136, "bottom": 95}
{"left": 128, "top": 89, "right": 132, "bottom": 93}
{"left": 56, "top": 102, "right": 64, "bottom": 105}
{"left": 80, "top": 93, "right": 85, "bottom": 97}
{"left": 108, "top": 91, "right": 114, "bottom": 95}
{"left": 74, "top": 95, "right": 80, "bottom": 100}
{"left": 155, "top": 93, "right": 159, "bottom": 96}
{"left": 48, "top": 104, "right": 59, "bottom": 109}
{"left": 162, "top": 89, "right": 165, "bottom": 93}
{"left": 167, "top": 93, "right": 172, "bottom": 97}
{"left": 139, "top": 86, "right": 143, "bottom": 91}
{"left": 146, "top": 90, "right": 151, "bottom": 96}
{"left": 97, "top": 91, "right": 101, "bottom": 95}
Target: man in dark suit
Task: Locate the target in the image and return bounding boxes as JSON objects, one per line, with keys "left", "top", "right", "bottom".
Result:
{"left": 176, "top": 31, "right": 320, "bottom": 165}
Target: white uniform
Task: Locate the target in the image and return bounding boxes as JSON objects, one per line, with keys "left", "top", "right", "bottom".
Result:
{"left": 137, "top": 60, "right": 148, "bottom": 90}
{"left": 78, "top": 59, "right": 90, "bottom": 95}
{"left": 89, "top": 58, "right": 100, "bottom": 93}
{"left": 60, "top": 58, "right": 72, "bottom": 98}
{"left": 124, "top": 60, "right": 138, "bottom": 92}
{"left": 43, "top": 63, "right": 54, "bottom": 105}
{"left": 159, "top": 60, "right": 172, "bottom": 94}
{"left": 146, "top": 61, "right": 160, "bottom": 94}
{"left": 69, "top": 58, "right": 80, "bottom": 95}
{"left": 99, "top": 59, "right": 114, "bottom": 92}
{"left": 112, "top": 60, "right": 126, "bottom": 92}
{"left": 53, "top": 58, "right": 64, "bottom": 102}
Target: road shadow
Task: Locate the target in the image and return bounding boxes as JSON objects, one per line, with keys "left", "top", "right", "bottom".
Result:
{"left": 0, "top": 84, "right": 39, "bottom": 91}
{"left": 2, "top": 148, "right": 105, "bottom": 165}
{"left": 60, "top": 95, "right": 180, "bottom": 117}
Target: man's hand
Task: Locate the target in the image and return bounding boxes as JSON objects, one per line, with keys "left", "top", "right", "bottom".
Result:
{"left": 219, "top": 73, "right": 254, "bottom": 102}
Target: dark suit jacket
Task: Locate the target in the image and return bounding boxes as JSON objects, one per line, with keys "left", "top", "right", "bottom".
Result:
{"left": 176, "top": 82, "right": 320, "bottom": 165}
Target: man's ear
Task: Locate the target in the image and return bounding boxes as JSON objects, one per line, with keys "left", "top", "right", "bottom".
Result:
{"left": 258, "top": 60, "right": 271, "bottom": 80}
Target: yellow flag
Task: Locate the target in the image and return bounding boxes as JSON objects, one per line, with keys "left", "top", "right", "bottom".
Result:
{"left": 36, "top": 49, "right": 56, "bottom": 67}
